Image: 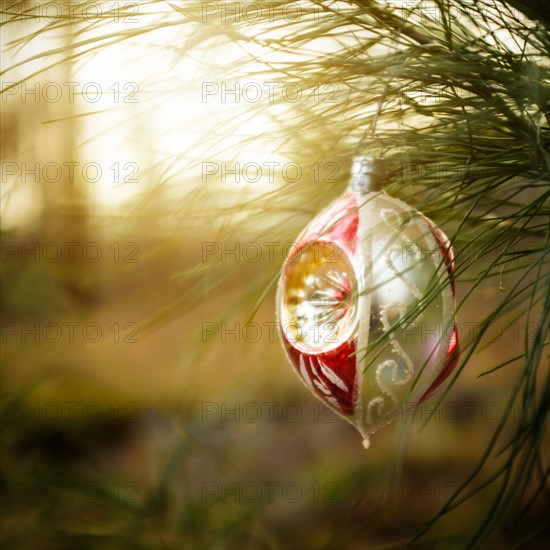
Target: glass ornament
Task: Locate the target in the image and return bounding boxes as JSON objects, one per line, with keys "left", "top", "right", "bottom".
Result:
{"left": 277, "top": 157, "right": 459, "bottom": 448}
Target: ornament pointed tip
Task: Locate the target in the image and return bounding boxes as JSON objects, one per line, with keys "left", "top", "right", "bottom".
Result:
{"left": 362, "top": 437, "right": 370, "bottom": 450}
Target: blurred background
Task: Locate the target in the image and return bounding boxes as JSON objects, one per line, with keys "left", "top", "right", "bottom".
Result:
{"left": 1, "top": 1, "right": 548, "bottom": 548}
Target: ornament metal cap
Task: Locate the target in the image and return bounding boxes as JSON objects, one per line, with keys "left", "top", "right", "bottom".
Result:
{"left": 349, "top": 156, "right": 386, "bottom": 193}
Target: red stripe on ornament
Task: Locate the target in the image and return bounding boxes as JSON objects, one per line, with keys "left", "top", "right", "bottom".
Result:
{"left": 418, "top": 216, "right": 460, "bottom": 402}
{"left": 422, "top": 215, "right": 456, "bottom": 294}
{"left": 283, "top": 337, "right": 357, "bottom": 416}
{"left": 419, "top": 322, "right": 460, "bottom": 403}
{"left": 289, "top": 192, "right": 359, "bottom": 258}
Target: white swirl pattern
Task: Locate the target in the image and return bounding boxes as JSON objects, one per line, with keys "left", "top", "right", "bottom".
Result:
{"left": 365, "top": 207, "right": 425, "bottom": 431}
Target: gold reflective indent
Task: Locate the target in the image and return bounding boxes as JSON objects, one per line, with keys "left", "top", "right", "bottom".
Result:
{"left": 279, "top": 241, "right": 358, "bottom": 353}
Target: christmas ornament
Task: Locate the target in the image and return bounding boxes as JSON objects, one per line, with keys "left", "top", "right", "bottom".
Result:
{"left": 277, "top": 157, "right": 459, "bottom": 448}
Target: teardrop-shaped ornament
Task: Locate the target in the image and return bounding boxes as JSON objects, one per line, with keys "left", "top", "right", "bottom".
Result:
{"left": 277, "top": 157, "right": 459, "bottom": 448}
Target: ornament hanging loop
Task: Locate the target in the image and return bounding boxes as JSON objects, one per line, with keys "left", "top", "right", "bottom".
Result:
{"left": 349, "top": 156, "right": 386, "bottom": 193}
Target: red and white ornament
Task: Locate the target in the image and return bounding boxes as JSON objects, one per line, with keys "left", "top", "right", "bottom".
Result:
{"left": 277, "top": 157, "right": 459, "bottom": 448}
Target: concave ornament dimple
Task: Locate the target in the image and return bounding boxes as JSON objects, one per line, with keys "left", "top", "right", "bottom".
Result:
{"left": 276, "top": 157, "right": 459, "bottom": 448}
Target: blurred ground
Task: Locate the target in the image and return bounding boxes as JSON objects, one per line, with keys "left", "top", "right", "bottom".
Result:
{"left": 1, "top": 217, "right": 548, "bottom": 549}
